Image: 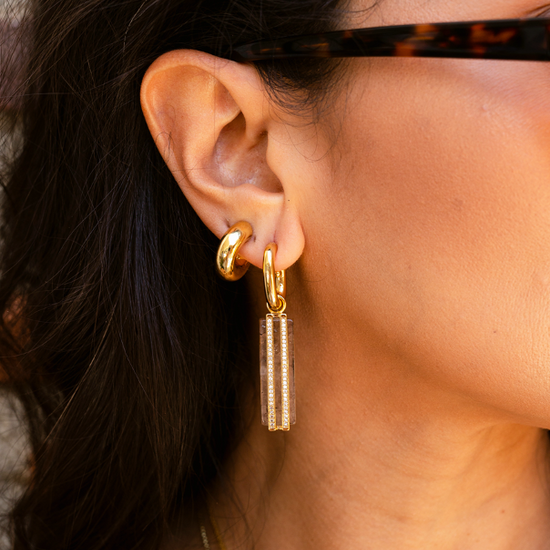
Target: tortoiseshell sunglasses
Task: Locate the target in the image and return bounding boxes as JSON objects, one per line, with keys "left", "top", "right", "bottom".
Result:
{"left": 230, "top": 18, "right": 550, "bottom": 62}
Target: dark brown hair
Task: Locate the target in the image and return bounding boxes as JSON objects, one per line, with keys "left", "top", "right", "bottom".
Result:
{"left": 0, "top": 0, "right": 349, "bottom": 548}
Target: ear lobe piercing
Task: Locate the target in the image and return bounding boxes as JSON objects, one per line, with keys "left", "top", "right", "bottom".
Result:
{"left": 216, "top": 222, "right": 296, "bottom": 431}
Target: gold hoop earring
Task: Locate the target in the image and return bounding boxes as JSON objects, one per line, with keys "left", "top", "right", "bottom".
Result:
{"left": 215, "top": 221, "right": 253, "bottom": 281}
{"left": 263, "top": 243, "right": 286, "bottom": 313}
{"left": 260, "top": 242, "right": 295, "bottom": 431}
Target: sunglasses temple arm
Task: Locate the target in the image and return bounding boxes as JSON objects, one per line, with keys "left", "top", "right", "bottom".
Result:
{"left": 231, "top": 23, "right": 550, "bottom": 62}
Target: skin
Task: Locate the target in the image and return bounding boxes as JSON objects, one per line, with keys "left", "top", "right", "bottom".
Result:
{"left": 141, "top": 0, "right": 550, "bottom": 548}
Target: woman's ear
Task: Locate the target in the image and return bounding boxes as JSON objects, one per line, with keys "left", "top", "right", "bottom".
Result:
{"left": 140, "top": 50, "right": 304, "bottom": 271}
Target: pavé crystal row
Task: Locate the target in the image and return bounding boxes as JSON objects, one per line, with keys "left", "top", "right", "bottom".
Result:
{"left": 259, "top": 314, "right": 295, "bottom": 431}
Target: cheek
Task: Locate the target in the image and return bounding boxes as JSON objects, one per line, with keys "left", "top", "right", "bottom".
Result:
{"left": 306, "top": 58, "right": 550, "bottom": 425}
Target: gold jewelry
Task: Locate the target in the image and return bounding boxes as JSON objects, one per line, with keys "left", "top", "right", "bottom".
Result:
{"left": 200, "top": 507, "right": 227, "bottom": 550}
{"left": 215, "top": 226, "right": 296, "bottom": 432}
{"left": 260, "top": 243, "right": 296, "bottom": 431}
{"left": 263, "top": 243, "right": 286, "bottom": 313}
{"left": 209, "top": 511, "right": 227, "bottom": 550}
{"left": 216, "top": 221, "right": 253, "bottom": 281}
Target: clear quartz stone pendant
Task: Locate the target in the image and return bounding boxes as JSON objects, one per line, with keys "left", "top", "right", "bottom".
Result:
{"left": 260, "top": 313, "right": 295, "bottom": 431}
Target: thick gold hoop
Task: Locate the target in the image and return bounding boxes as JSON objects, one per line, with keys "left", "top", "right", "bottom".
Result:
{"left": 216, "top": 221, "right": 253, "bottom": 281}
{"left": 263, "top": 243, "right": 286, "bottom": 313}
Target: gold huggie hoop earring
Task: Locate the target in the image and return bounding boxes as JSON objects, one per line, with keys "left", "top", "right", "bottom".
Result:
{"left": 216, "top": 221, "right": 253, "bottom": 281}
{"left": 260, "top": 243, "right": 296, "bottom": 431}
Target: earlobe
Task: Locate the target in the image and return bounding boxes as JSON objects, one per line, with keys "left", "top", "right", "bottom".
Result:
{"left": 140, "top": 49, "right": 304, "bottom": 271}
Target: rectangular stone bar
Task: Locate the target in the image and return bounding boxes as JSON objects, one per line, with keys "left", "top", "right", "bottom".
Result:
{"left": 260, "top": 314, "right": 296, "bottom": 431}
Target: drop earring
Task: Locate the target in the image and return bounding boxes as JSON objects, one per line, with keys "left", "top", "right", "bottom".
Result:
{"left": 216, "top": 224, "right": 296, "bottom": 431}
{"left": 260, "top": 243, "right": 296, "bottom": 431}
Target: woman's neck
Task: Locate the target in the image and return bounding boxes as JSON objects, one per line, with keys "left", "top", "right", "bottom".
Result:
{"left": 213, "top": 396, "right": 550, "bottom": 550}
{"left": 207, "top": 274, "right": 550, "bottom": 549}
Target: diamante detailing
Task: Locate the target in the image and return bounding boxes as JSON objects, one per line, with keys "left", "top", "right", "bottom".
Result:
{"left": 200, "top": 524, "right": 210, "bottom": 550}
{"left": 260, "top": 314, "right": 295, "bottom": 431}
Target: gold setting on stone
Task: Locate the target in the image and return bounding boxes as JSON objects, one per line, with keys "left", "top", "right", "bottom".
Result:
{"left": 281, "top": 315, "right": 290, "bottom": 429}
